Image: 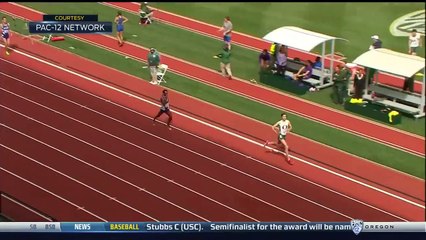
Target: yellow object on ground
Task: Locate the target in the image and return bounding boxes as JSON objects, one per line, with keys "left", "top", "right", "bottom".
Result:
{"left": 388, "top": 110, "right": 399, "bottom": 123}
{"left": 349, "top": 98, "right": 363, "bottom": 103}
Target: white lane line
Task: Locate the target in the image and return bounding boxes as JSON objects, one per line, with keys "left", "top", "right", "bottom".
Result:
{"left": 0, "top": 166, "right": 107, "bottom": 222}
{"left": 1, "top": 47, "right": 423, "bottom": 210}
{"left": 0, "top": 143, "right": 159, "bottom": 222}
{"left": 0, "top": 122, "right": 213, "bottom": 222}
{"left": 1, "top": 71, "right": 353, "bottom": 220}
{"left": 1, "top": 193, "right": 53, "bottom": 221}
{"left": 0, "top": 105, "right": 258, "bottom": 222}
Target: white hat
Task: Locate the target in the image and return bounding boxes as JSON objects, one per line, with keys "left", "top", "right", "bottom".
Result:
{"left": 371, "top": 35, "right": 379, "bottom": 40}
{"left": 144, "top": 2, "right": 148, "bottom": 4}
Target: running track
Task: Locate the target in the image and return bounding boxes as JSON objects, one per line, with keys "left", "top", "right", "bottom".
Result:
{"left": 2, "top": 2, "right": 423, "bottom": 157}
{"left": 0, "top": 29, "right": 424, "bottom": 222}
{"left": 110, "top": 2, "right": 424, "bottom": 93}
{"left": 100, "top": 1, "right": 425, "bottom": 156}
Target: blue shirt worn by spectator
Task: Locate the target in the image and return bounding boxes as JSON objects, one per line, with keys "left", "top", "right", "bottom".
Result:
{"left": 313, "top": 61, "right": 322, "bottom": 69}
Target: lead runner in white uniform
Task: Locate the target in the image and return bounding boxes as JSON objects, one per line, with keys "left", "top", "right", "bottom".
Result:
{"left": 264, "top": 112, "right": 294, "bottom": 165}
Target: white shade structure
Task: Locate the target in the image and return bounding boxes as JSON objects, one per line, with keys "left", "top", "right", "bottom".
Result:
{"left": 263, "top": 26, "right": 346, "bottom": 52}
{"left": 263, "top": 26, "right": 348, "bottom": 89}
{"left": 354, "top": 48, "right": 425, "bottom": 118}
{"left": 353, "top": 48, "right": 425, "bottom": 78}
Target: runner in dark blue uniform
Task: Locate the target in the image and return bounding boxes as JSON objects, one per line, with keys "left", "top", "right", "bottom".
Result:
{"left": 1, "top": 16, "right": 11, "bottom": 55}
{"left": 114, "top": 12, "right": 128, "bottom": 47}
{"left": 153, "top": 89, "right": 173, "bottom": 130}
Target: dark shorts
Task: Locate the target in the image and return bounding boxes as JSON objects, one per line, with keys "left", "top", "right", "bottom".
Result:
{"left": 277, "top": 134, "right": 286, "bottom": 143}
{"left": 159, "top": 108, "right": 170, "bottom": 113}
{"left": 410, "top": 47, "right": 418, "bottom": 53}
{"left": 117, "top": 25, "right": 124, "bottom": 32}
{"left": 2, "top": 32, "right": 9, "bottom": 40}
{"left": 223, "top": 35, "right": 231, "bottom": 43}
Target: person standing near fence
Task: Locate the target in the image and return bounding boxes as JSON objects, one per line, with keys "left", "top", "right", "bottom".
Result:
{"left": 147, "top": 48, "right": 160, "bottom": 84}
{"left": 213, "top": 45, "right": 233, "bottom": 80}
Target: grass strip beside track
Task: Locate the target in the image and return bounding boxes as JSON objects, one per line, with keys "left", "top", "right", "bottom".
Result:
{"left": 4, "top": 13, "right": 424, "bottom": 179}
{"left": 21, "top": 2, "right": 426, "bottom": 136}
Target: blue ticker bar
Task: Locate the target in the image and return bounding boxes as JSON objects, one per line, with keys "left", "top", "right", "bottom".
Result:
{"left": 0, "top": 222, "right": 425, "bottom": 240}
{"left": 0, "top": 222, "right": 351, "bottom": 232}
{"left": 0, "top": 221, "right": 424, "bottom": 233}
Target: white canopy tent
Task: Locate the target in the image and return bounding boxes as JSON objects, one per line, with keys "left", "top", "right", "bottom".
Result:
{"left": 353, "top": 48, "right": 425, "bottom": 118}
{"left": 263, "top": 26, "right": 348, "bottom": 89}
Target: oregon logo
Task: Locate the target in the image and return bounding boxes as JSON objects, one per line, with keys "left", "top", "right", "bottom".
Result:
{"left": 390, "top": 10, "right": 425, "bottom": 37}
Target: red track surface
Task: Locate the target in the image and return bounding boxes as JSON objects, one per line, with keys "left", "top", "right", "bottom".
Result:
{"left": 110, "top": 2, "right": 424, "bottom": 94}
{"left": 0, "top": 193, "right": 53, "bottom": 221}
{"left": 1, "top": 3, "right": 424, "bottom": 158}
{"left": 0, "top": 28, "right": 424, "bottom": 222}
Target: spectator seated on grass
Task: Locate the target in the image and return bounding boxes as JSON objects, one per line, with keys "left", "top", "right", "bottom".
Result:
{"left": 259, "top": 49, "right": 271, "bottom": 71}
{"left": 312, "top": 56, "right": 322, "bottom": 69}
{"left": 293, "top": 60, "right": 313, "bottom": 85}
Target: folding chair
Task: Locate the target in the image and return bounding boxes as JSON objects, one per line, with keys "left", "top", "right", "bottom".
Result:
{"left": 156, "top": 64, "right": 168, "bottom": 84}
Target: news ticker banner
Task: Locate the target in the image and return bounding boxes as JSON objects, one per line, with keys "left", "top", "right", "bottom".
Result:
{"left": 29, "top": 15, "right": 112, "bottom": 34}
{"left": 0, "top": 222, "right": 424, "bottom": 235}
